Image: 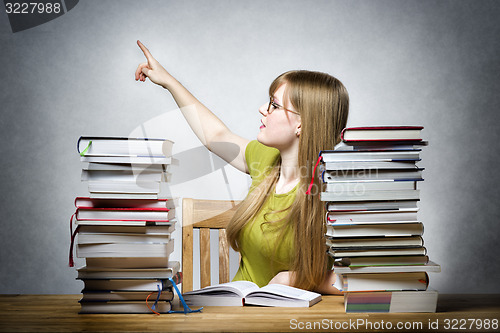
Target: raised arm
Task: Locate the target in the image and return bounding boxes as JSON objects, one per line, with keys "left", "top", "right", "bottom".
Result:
{"left": 269, "top": 270, "right": 342, "bottom": 295}
{"left": 135, "top": 40, "right": 250, "bottom": 173}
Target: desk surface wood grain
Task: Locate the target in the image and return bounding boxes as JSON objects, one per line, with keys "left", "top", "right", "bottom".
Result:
{"left": 0, "top": 294, "right": 499, "bottom": 332}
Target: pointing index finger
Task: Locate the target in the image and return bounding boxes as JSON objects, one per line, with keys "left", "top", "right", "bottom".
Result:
{"left": 137, "top": 40, "right": 154, "bottom": 63}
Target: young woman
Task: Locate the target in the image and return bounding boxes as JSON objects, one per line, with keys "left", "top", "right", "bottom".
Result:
{"left": 135, "top": 40, "right": 349, "bottom": 294}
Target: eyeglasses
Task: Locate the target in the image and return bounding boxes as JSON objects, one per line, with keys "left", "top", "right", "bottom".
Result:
{"left": 267, "top": 97, "right": 300, "bottom": 116}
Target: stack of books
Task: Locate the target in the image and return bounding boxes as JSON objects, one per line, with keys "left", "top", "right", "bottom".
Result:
{"left": 320, "top": 126, "right": 440, "bottom": 313}
{"left": 70, "top": 136, "right": 180, "bottom": 314}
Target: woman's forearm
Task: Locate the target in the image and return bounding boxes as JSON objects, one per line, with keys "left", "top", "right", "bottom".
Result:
{"left": 269, "top": 270, "right": 342, "bottom": 295}
{"left": 315, "top": 270, "right": 342, "bottom": 295}
{"left": 162, "top": 77, "right": 230, "bottom": 148}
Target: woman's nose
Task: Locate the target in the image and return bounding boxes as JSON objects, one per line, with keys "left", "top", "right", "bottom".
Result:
{"left": 259, "top": 103, "right": 268, "bottom": 116}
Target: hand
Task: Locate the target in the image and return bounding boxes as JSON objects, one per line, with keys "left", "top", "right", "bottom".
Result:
{"left": 269, "top": 271, "right": 294, "bottom": 286}
{"left": 135, "top": 40, "right": 171, "bottom": 87}
{"left": 315, "top": 271, "right": 342, "bottom": 295}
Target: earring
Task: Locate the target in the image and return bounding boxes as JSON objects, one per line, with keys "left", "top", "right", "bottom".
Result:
{"left": 296, "top": 130, "right": 300, "bottom": 137}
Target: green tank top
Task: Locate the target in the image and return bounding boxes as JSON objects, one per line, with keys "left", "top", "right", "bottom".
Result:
{"left": 232, "top": 140, "right": 298, "bottom": 287}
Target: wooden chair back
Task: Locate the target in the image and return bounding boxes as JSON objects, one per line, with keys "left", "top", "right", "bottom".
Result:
{"left": 181, "top": 198, "right": 241, "bottom": 293}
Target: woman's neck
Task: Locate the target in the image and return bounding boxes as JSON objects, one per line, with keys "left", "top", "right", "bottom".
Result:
{"left": 275, "top": 144, "right": 300, "bottom": 194}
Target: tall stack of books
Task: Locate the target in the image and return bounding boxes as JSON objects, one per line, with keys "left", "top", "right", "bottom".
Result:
{"left": 70, "top": 136, "right": 180, "bottom": 314}
{"left": 320, "top": 126, "right": 440, "bottom": 313}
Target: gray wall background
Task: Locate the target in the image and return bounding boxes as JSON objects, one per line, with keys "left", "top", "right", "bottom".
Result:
{"left": 0, "top": 0, "right": 499, "bottom": 294}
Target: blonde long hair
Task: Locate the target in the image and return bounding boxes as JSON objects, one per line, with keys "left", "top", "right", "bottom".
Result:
{"left": 226, "top": 70, "right": 349, "bottom": 291}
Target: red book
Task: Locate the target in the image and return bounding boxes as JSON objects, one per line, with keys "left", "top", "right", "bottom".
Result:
{"left": 341, "top": 126, "right": 423, "bottom": 142}
{"left": 75, "top": 197, "right": 175, "bottom": 209}
{"left": 75, "top": 207, "right": 174, "bottom": 222}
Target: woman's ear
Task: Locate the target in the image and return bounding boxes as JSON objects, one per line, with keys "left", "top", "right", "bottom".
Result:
{"left": 295, "top": 123, "right": 301, "bottom": 137}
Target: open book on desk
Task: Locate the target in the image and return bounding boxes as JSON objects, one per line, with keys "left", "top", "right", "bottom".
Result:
{"left": 182, "top": 281, "right": 322, "bottom": 307}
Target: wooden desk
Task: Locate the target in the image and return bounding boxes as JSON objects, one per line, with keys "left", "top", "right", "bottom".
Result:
{"left": 0, "top": 294, "right": 499, "bottom": 332}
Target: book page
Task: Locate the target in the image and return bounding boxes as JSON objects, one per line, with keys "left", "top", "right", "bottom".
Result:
{"left": 228, "top": 281, "right": 260, "bottom": 296}
{"left": 254, "top": 284, "right": 320, "bottom": 300}
{"left": 183, "top": 280, "right": 258, "bottom": 297}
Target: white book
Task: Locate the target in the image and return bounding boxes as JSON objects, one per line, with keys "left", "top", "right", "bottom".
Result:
{"left": 82, "top": 170, "right": 167, "bottom": 183}
{"left": 323, "top": 160, "right": 418, "bottom": 171}
{"left": 333, "top": 261, "right": 441, "bottom": 274}
{"left": 77, "top": 261, "right": 180, "bottom": 279}
{"left": 344, "top": 290, "right": 438, "bottom": 313}
{"left": 81, "top": 155, "right": 172, "bottom": 165}
{"left": 89, "top": 192, "right": 167, "bottom": 200}
{"left": 334, "top": 141, "right": 426, "bottom": 151}
{"left": 321, "top": 189, "right": 420, "bottom": 202}
{"left": 329, "top": 246, "right": 427, "bottom": 258}
{"left": 321, "top": 150, "right": 420, "bottom": 162}
{"left": 76, "top": 239, "right": 174, "bottom": 258}
{"left": 81, "top": 278, "right": 174, "bottom": 292}
{"left": 326, "top": 221, "right": 424, "bottom": 238}
{"left": 82, "top": 162, "right": 165, "bottom": 172}
{"left": 80, "top": 290, "right": 174, "bottom": 302}
{"left": 88, "top": 183, "right": 172, "bottom": 199}
{"left": 77, "top": 225, "right": 175, "bottom": 235}
{"left": 323, "top": 168, "right": 424, "bottom": 182}
{"left": 324, "top": 181, "right": 416, "bottom": 193}
{"left": 327, "top": 208, "right": 419, "bottom": 223}
{"left": 77, "top": 137, "right": 173, "bottom": 157}
{"left": 77, "top": 232, "right": 172, "bottom": 244}
{"left": 338, "top": 272, "right": 429, "bottom": 292}
{"left": 334, "top": 255, "right": 430, "bottom": 267}
{"left": 79, "top": 300, "right": 171, "bottom": 314}
{"left": 182, "top": 281, "right": 321, "bottom": 307}
{"left": 326, "top": 200, "right": 419, "bottom": 211}
{"left": 85, "top": 257, "right": 171, "bottom": 269}
{"left": 326, "top": 235, "right": 423, "bottom": 248}
{"left": 87, "top": 181, "right": 164, "bottom": 194}
{"left": 76, "top": 208, "right": 174, "bottom": 221}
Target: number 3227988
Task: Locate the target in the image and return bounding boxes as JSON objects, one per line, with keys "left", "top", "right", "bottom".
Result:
{"left": 5, "top": 2, "right": 62, "bottom": 14}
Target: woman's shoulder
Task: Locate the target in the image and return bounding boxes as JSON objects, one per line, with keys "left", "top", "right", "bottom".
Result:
{"left": 246, "top": 140, "right": 279, "bottom": 158}
{"left": 245, "top": 140, "right": 280, "bottom": 175}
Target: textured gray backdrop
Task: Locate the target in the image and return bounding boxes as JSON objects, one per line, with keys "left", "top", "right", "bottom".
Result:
{"left": 0, "top": 0, "right": 499, "bottom": 294}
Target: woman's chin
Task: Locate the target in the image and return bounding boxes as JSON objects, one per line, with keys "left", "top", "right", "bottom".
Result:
{"left": 256, "top": 136, "right": 277, "bottom": 149}
{"left": 256, "top": 136, "right": 268, "bottom": 147}
{"left": 257, "top": 133, "right": 271, "bottom": 145}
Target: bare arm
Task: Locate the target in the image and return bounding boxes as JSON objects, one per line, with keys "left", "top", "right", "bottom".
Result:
{"left": 269, "top": 270, "right": 342, "bottom": 295}
{"left": 135, "top": 40, "right": 249, "bottom": 173}
{"left": 314, "top": 270, "right": 343, "bottom": 295}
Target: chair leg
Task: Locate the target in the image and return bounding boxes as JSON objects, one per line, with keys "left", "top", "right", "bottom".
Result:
{"left": 218, "top": 229, "right": 230, "bottom": 284}
{"left": 200, "top": 228, "right": 211, "bottom": 288}
{"left": 182, "top": 198, "right": 194, "bottom": 293}
{"left": 182, "top": 225, "right": 194, "bottom": 293}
